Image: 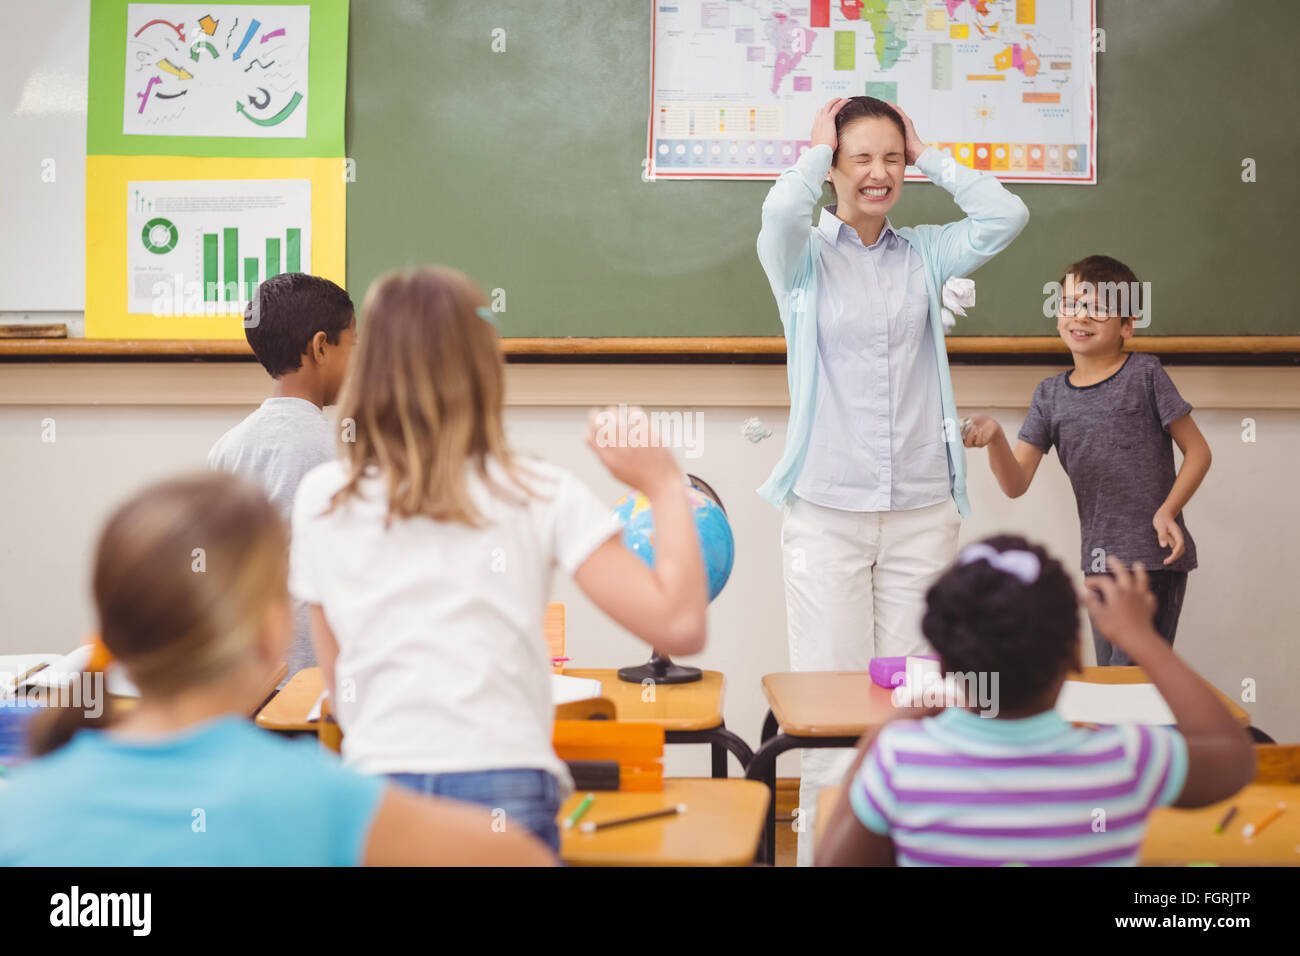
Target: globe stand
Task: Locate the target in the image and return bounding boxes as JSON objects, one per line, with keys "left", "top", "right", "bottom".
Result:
{"left": 617, "top": 652, "right": 702, "bottom": 685}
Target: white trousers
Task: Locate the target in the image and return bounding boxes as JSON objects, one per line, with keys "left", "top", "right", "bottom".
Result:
{"left": 781, "top": 495, "right": 961, "bottom": 866}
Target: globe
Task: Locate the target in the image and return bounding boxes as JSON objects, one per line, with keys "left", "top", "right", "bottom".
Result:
{"left": 613, "top": 476, "right": 735, "bottom": 601}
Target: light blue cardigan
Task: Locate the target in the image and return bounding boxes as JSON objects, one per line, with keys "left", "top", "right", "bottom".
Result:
{"left": 755, "top": 144, "right": 1030, "bottom": 517}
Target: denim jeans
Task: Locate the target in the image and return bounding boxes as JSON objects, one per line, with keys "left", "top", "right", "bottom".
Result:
{"left": 1090, "top": 570, "right": 1188, "bottom": 666}
{"left": 387, "top": 768, "right": 562, "bottom": 853}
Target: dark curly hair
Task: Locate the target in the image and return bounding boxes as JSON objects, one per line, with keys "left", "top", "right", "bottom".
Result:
{"left": 922, "top": 535, "right": 1080, "bottom": 714}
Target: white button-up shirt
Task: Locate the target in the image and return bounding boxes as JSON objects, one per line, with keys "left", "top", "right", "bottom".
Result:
{"left": 793, "top": 207, "right": 950, "bottom": 512}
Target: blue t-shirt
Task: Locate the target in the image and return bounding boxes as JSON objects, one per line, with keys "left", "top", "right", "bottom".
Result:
{"left": 0, "top": 716, "right": 385, "bottom": 866}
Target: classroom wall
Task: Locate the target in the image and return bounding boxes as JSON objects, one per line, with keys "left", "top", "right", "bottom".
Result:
{"left": 1, "top": 363, "right": 1296, "bottom": 777}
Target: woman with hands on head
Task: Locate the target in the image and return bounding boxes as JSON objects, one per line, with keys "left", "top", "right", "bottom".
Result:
{"left": 756, "top": 96, "right": 1030, "bottom": 866}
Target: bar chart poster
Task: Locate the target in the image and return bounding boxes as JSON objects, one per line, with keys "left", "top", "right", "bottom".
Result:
{"left": 125, "top": 178, "right": 311, "bottom": 316}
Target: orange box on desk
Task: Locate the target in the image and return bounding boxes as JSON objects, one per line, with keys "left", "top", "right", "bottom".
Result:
{"left": 553, "top": 721, "right": 664, "bottom": 763}
{"left": 618, "top": 763, "right": 664, "bottom": 792}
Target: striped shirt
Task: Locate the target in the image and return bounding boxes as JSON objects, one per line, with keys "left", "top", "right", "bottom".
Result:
{"left": 850, "top": 708, "right": 1188, "bottom": 866}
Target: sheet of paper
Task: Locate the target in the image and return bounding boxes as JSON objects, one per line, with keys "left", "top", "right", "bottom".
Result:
{"left": 123, "top": 4, "right": 311, "bottom": 138}
{"left": 126, "top": 177, "right": 312, "bottom": 316}
{"left": 552, "top": 674, "right": 603, "bottom": 706}
{"left": 1055, "top": 680, "right": 1176, "bottom": 725}
{"left": 306, "top": 690, "right": 326, "bottom": 722}
{"left": 13, "top": 645, "right": 140, "bottom": 698}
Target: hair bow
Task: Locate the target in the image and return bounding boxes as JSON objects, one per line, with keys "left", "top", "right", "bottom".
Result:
{"left": 958, "top": 543, "right": 1040, "bottom": 584}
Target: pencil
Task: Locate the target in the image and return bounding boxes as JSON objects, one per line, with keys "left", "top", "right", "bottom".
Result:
{"left": 9, "top": 662, "right": 48, "bottom": 690}
{"left": 562, "top": 793, "right": 595, "bottom": 830}
{"left": 1242, "top": 802, "right": 1286, "bottom": 839}
{"left": 579, "top": 803, "right": 687, "bottom": 834}
{"left": 1214, "top": 805, "right": 1237, "bottom": 834}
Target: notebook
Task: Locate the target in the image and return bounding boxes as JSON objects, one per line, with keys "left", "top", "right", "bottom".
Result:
{"left": 1054, "top": 680, "right": 1176, "bottom": 725}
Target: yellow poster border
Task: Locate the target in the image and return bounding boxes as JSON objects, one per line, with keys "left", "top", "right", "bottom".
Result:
{"left": 85, "top": 155, "right": 345, "bottom": 340}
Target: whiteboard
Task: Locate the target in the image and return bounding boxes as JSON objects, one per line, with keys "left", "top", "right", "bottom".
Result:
{"left": 0, "top": 0, "right": 88, "bottom": 312}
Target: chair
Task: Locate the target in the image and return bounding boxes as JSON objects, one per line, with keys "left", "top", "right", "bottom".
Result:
{"left": 545, "top": 602, "right": 566, "bottom": 672}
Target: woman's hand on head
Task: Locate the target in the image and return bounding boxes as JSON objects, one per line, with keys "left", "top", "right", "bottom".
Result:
{"left": 811, "top": 97, "right": 850, "bottom": 151}
{"left": 887, "top": 102, "right": 927, "bottom": 165}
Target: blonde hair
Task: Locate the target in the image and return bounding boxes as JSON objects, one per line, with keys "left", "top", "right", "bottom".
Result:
{"left": 330, "top": 265, "right": 537, "bottom": 525}
{"left": 29, "top": 473, "right": 288, "bottom": 755}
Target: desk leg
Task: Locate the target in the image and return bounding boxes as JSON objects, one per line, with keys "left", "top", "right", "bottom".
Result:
{"left": 761, "top": 710, "right": 779, "bottom": 746}
{"left": 746, "top": 733, "right": 861, "bottom": 866}
{"left": 746, "top": 734, "right": 799, "bottom": 865}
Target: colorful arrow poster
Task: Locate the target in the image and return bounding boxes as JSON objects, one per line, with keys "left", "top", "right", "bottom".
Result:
{"left": 85, "top": 0, "right": 347, "bottom": 340}
{"left": 123, "top": 4, "right": 311, "bottom": 139}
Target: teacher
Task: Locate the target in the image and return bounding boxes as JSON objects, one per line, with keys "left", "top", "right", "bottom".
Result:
{"left": 755, "top": 97, "right": 1029, "bottom": 866}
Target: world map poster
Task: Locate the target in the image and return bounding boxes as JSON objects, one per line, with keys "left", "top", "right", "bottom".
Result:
{"left": 648, "top": 0, "right": 1096, "bottom": 183}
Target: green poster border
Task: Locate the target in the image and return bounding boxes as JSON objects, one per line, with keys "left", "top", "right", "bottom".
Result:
{"left": 88, "top": 0, "right": 347, "bottom": 157}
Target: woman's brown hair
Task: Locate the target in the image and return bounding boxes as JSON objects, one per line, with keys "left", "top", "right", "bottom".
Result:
{"left": 28, "top": 473, "right": 289, "bottom": 755}
{"left": 330, "top": 265, "right": 537, "bottom": 525}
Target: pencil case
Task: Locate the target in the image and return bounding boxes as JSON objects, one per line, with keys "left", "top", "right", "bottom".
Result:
{"left": 869, "top": 655, "right": 939, "bottom": 688}
{"left": 565, "top": 760, "right": 621, "bottom": 790}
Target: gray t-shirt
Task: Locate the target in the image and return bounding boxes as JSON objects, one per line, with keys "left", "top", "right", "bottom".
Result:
{"left": 1018, "top": 353, "right": 1197, "bottom": 574}
{"left": 207, "top": 397, "right": 337, "bottom": 677}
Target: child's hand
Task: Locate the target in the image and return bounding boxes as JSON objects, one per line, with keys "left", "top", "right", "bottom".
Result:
{"left": 886, "top": 102, "right": 927, "bottom": 165}
{"left": 1152, "top": 508, "right": 1185, "bottom": 564}
{"left": 961, "top": 414, "right": 1003, "bottom": 449}
{"left": 1081, "top": 557, "right": 1161, "bottom": 653}
{"left": 586, "top": 406, "right": 681, "bottom": 496}
{"left": 810, "top": 97, "right": 849, "bottom": 151}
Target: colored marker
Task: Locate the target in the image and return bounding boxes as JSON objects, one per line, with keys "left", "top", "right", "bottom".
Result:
{"left": 1242, "top": 802, "right": 1286, "bottom": 838}
{"left": 580, "top": 803, "right": 687, "bottom": 834}
{"left": 1214, "top": 805, "right": 1237, "bottom": 834}
{"left": 562, "top": 793, "right": 595, "bottom": 830}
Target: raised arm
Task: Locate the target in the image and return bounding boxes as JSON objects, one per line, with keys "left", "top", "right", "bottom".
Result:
{"left": 756, "top": 98, "right": 844, "bottom": 305}
{"left": 573, "top": 407, "right": 708, "bottom": 658}
{"left": 1082, "top": 559, "right": 1254, "bottom": 808}
{"left": 888, "top": 103, "right": 1029, "bottom": 280}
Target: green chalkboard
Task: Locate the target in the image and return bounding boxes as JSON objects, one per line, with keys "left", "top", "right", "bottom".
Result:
{"left": 345, "top": 0, "right": 1299, "bottom": 339}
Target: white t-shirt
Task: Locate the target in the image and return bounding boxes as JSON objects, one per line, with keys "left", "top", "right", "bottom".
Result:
{"left": 288, "top": 456, "right": 622, "bottom": 787}
{"left": 207, "top": 397, "right": 336, "bottom": 679}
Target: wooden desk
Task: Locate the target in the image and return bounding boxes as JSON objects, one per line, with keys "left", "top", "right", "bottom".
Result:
{"left": 257, "top": 666, "right": 756, "bottom": 775}
{"left": 258, "top": 667, "right": 724, "bottom": 734}
{"left": 1143, "top": 784, "right": 1300, "bottom": 865}
{"left": 557, "top": 778, "right": 769, "bottom": 867}
{"left": 562, "top": 668, "right": 725, "bottom": 732}
{"left": 816, "top": 782, "right": 1300, "bottom": 866}
{"left": 255, "top": 666, "right": 323, "bottom": 733}
{"left": 747, "top": 666, "right": 1250, "bottom": 865}
{"left": 561, "top": 668, "right": 754, "bottom": 777}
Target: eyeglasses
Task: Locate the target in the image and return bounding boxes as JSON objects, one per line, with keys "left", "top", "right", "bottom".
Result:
{"left": 1059, "top": 298, "right": 1119, "bottom": 322}
{"left": 476, "top": 306, "right": 501, "bottom": 331}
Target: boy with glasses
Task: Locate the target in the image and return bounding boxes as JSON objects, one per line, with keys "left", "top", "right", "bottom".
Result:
{"left": 960, "top": 256, "right": 1212, "bottom": 665}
